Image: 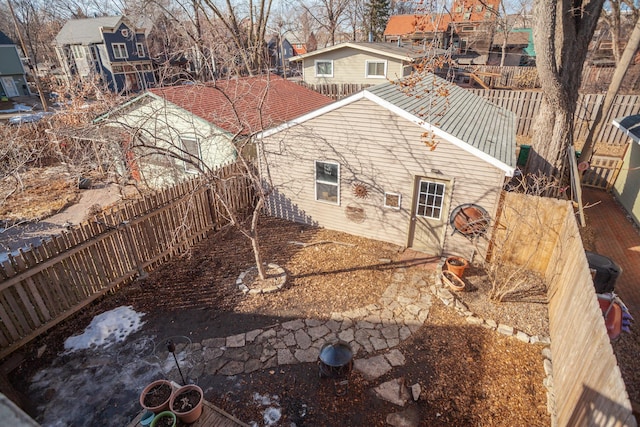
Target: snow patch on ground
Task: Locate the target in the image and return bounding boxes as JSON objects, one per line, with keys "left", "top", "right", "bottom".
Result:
{"left": 64, "top": 306, "right": 145, "bottom": 352}
{"left": 250, "top": 393, "right": 282, "bottom": 426}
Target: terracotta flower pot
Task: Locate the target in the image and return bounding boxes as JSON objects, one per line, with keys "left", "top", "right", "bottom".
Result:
{"left": 149, "top": 410, "right": 176, "bottom": 427}
{"left": 140, "top": 379, "right": 174, "bottom": 414}
{"left": 170, "top": 384, "right": 204, "bottom": 424}
{"left": 442, "top": 270, "right": 465, "bottom": 292}
{"left": 446, "top": 256, "right": 468, "bottom": 278}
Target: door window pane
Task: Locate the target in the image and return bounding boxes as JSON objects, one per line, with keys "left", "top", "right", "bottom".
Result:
{"left": 416, "top": 180, "right": 445, "bottom": 219}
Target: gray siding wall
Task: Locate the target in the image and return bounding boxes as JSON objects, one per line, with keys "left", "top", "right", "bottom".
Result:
{"left": 301, "top": 48, "right": 409, "bottom": 85}
{"left": 260, "top": 98, "right": 506, "bottom": 257}
{"left": 613, "top": 142, "right": 640, "bottom": 226}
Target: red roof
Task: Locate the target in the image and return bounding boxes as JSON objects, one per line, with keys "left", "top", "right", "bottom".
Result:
{"left": 384, "top": 14, "right": 451, "bottom": 36}
{"left": 150, "top": 76, "right": 332, "bottom": 135}
{"left": 450, "top": 0, "right": 500, "bottom": 23}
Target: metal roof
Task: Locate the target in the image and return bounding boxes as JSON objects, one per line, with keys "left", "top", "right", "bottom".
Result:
{"left": 290, "top": 42, "right": 446, "bottom": 62}
{"left": 613, "top": 115, "right": 640, "bottom": 144}
{"left": 54, "top": 16, "right": 123, "bottom": 45}
{"left": 366, "top": 73, "right": 516, "bottom": 173}
{"left": 260, "top": 72, "right": 516, "bottom": 176}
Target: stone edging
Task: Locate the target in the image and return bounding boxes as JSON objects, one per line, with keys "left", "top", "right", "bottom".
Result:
{"left": 433, "top": 257, "right": 556, "bottom": 421}
{"left": 236, "top": 263, "right": 287, "bottom": 294}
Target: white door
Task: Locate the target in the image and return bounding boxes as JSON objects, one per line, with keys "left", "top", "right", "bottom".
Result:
{"left": 1, "top": 77, "right": 19, "bottom": 97}
{"left": 407, "top": 176, "right": 451, "bottom": 255}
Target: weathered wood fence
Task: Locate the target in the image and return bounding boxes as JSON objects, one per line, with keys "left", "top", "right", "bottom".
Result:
{"left": 0, "top": 162, "right": 255, "bottom": 360}
{"left": 469, "top": 90, "right": 640, "bottom": 145}
{"left": 300, "top": 83, "right": 639, "bottom": 146}
{"left": 498, "top": 192, "right": 635, "bottom": 426}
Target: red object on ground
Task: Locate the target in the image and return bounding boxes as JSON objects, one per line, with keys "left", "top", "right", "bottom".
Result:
{"left": 598, "top": 296, "right": 623, "bottom": 340}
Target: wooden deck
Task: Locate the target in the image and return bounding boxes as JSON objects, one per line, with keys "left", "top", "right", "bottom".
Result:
{"left": 127, "top": 399, "right": 250, "bottom": 427}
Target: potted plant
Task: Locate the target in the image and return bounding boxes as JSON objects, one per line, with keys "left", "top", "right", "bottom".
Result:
{"left": 170, "top": 384, "right": 204, "bottom": 424}
{"left": 442, "top": 270, "right": 465, "bottom": 291}
{"left": 150, "top": 410, "right": 177, "bottom": 427}
{"left": 140, "top": 379, "right": 174, "bottom": 414}
{"left": 446, "top": 256, "right": 468, "bottom": 278}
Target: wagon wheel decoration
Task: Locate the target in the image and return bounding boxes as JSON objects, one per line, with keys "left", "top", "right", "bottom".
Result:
{"left": 351, "top": 182, "right": 369, "bottom": 199}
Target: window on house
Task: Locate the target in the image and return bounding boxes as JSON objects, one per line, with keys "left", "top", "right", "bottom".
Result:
{"left": 463, "top": 12, "right": 471, "bottom": 20}
{"left": 71, "top": 45, "right": 85, "bottom": 59}
{"left": 137, "top": 43, "right": 145, "bottom": 57}
{"left": 181, "top": 137, "right": 201, "bottom": 173}
{"left": 315, "top": 60, "right": 333, "bottom": 77}
{"left": 121, "top": 29, "right": 129, "bottom": 37}
{"left": 475, "top": 5, "right": 483, "bottom": 12}
{"left": 455, "top": 6, "right": 462, "bottom": 12}
{"left": 462, "top": 26, "right": 475, "bottom": 32}
{"left": 365, "top": 60, "right": 386, "bottom": 78}
{"left": 416, "top": 180, "right": 445, "bottom": 219}
{"left": 315, "top": 161, "right": 339, "bottom": 203}
{"left": 112, "top": 43, "right": 128, "bottom": 59}
{"left": 384, "top": 192, "right": 401, "bottom": 209}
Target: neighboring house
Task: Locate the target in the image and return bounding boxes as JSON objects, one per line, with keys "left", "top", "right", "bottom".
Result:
{"left": 0, "top": 31, "right": 30, "bottom": 97}
{"left": 383, "top": 14, "right": 451, "bottom": 47}
{"left": 448, "top": 0, "right": 500, "bottom": 62}
{"left": 488, "top": 29, "right": 535, "bottom": 66}
{"left": 290, "top": 42, "right": 446, "bottom": 85}
{"left": 95, "top": 75, "right": 333, "bottom": 188}
{"left": 612, "top": 115, "right": 640, "bottom": 227}
{"left": 383, "top": 0, "right": 501, "bottom": 65}
{"left": 54, "top": 16, "right": 155, "bottom": 93}
{"left": 257, "top": 73, "right": 516, "bottom": 257}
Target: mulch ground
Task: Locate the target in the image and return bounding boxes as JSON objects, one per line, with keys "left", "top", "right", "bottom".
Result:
{"left": 8, "top": 216, "right": 550, "bottom": 426}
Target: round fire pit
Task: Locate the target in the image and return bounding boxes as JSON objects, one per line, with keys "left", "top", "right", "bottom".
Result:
{"left": 318, "top": 341, "right": 353, "bottom": 379}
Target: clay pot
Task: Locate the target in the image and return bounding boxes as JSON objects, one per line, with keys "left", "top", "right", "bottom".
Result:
{"left": 140, "top": 379, "right": 173, "bottom": 414}
{"left": 446, "top": 256, "right": 468, "bottom": 278}
{"left": 149, "top": 410, "right": 177, "bottom": 427}
{"left": 442, "top": 270, "right": 465, "bottom": 291}
{"left": 170, "top": 384, "right": 204, "bottom": 424}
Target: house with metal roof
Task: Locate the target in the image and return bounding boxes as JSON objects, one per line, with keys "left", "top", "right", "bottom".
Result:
{"left": 54, "top": 16, "right": 155, "bottom": 93}
{"left": 612, "top": 115, "right": 640, "bottom": 227}
{"left": 257, "top": 72, "right": 516, "bottom": 257}
{"left": 0, "top": 31, "right": 30, "bottom": 98}
{"left": 94, "top": 75, "right": 333, "bottom": 188}
{"left": 289, "top": 42, "right": 446, "bottom": 86}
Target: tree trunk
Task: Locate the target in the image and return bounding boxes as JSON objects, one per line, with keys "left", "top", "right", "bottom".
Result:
{"left": 578, "top": 15, "right": 640, "bottom": 163}
{"left": 528, "top": 0, "right": 605, "bottom": 184}
{"left": 526, "top": 97, "right": 573, "bottom": 180}
{"left": 250, "top": 197, "right": 266, "bottom": 280}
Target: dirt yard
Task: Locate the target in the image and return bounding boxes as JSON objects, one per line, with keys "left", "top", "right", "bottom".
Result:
{"left": 0, "top": 169, "right": 633, "bottom": 426}
{"left": 7, "top": 215, "right": 551, "bottom": 426}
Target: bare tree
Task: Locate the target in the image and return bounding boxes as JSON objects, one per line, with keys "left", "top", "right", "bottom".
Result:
{"left": 578, "top": 15, "right": 640, "bottom": 163}
{"left": 300, "top": 0, "right": 351, "bottom": 46}
{"left": 525, "top": 0, "right": 605, "bottom": 184}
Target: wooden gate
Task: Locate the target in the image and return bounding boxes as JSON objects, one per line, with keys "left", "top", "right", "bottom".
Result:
{"left": 581, "top": 155, "right": 624, "bottom": 191}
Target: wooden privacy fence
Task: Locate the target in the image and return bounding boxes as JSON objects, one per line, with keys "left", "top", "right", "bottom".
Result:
{"left": 0, "top": 162, "right": 255, "bottom": 360}
{"left": 469, "top": 90, "right": 640, "bottom": 145}
{"left": 497, "top": 192, "right": 635, "bottom": 426}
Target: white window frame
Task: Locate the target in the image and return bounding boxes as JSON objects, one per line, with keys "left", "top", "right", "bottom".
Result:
{"left": 136, "top": 43, "right": 145, "bottom": 57}
{"left": 121, "top": 29, "right": 129, "bottom": 37}
{"left": 365, "top": 60, "right": 387, "bottom": 79}
{"left": 181, "top": 137, "right": 201, "bottom": 173}
{"left": 315, "top": 60, "right": 333, "bottom": 77}
{"left": 314, "top": 160, "right": 340, "bottom": 204}
{"left": 415, "top": 179, "right": 445, "bottom": 220}
{"left": 71, "top": 45, "right": 85, "bottom": 59}
{"left": 384, "top": 192, "right": 402, "bottom": 210}
{"left": 112, "top": 43, "right": 128, "bottom": 59}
